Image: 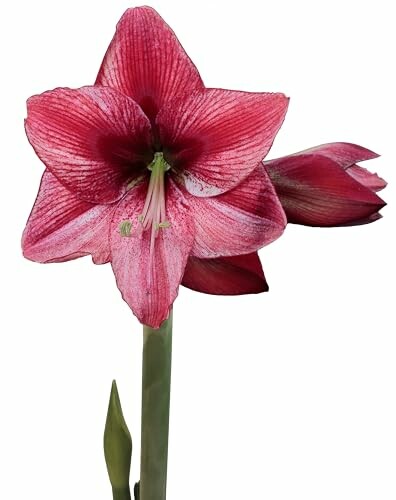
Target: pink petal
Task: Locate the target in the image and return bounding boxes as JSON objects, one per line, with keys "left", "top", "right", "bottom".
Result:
{"left": 25, "top": 86, "right": 152, "bottom": 204}
{"left": 301, "top": 142, "right": 379, "bottom": 168}
{"left": 157, "top": 89, "right": 289, "bottom": 196}
{"left": 265, "top": 153, "right": 385, "bottom": 227}
{"left": 182, "top": 253, "right": 268, "bottom": 295}
{"left": 22, "top": 171, "right": 114, "bottom": 263}
{"left": 274, "top": 142, "right": 387, "bottom": 193}
{"left": 110, "top": 179, "right": 194, "bottom": 328}
{"left": 346, "top": 165, "right": 387, "bottom": 192}
{"left": 95, "top": 6, "right": 204, "bottom": 124}
{"left": 182, "top": 165, "right": 286, "bottom": 258}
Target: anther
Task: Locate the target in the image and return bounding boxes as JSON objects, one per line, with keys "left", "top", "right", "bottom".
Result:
{"left": 119, "top": 220, "right": 133, "bottom": 237}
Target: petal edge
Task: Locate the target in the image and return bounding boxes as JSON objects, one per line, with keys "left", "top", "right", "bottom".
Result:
{"left": 158, "top": 89, "right": 289, "bottom": 197}
{"left": 182, "top": 253, "right": 268, "bottom": 295}
{"left": 96, "top": 6, "right": 204, "bottom": 124}
{"left": 22, "top": 171, "right": 114, "bottom": 264}
{"left": 25, "top": 86, "right": 152, "bottom": 204}
{"left": 110, "top": 179, "right": 194, "bottom": 327}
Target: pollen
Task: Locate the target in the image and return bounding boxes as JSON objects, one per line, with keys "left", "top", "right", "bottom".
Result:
{"left": 119, "top": 220, "right": 133, "bottom": 237}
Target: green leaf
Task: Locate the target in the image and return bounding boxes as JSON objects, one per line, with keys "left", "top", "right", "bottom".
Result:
{"left": 104, "top": 380, "right": 132, "bottom": 493}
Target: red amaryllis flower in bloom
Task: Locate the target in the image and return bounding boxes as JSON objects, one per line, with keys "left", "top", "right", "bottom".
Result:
{"left": 264, "top": 142, "right": 386, "bottom": 227}
{"left": 22, "top": 7, "right": 288, "bottom": 328}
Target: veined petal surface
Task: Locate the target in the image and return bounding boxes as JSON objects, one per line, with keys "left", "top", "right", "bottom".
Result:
{"left": 346, "top": 165, "right": 387, "bottom": 192}
{"left": 184, "top": 165, "right": 286, "bottom": 258}
{"left": 157, "top": 89, "right": 289, "bottom": 196}
{"left": 110, "top": 179, "right": 194, "bottom": 328}
{"left": 301, "top": 142, "right": 379, "bottom": 168}
{"left": 96, "top": 6, "right": 204, "bottom": 123}
{"left": 265, "top": 153, "right": 385, "bottom": 226}
{"left": 25, "top": 86, "right": 152, "bottom": 204}
{"left": 22, "top": 171, "right": 114, "bottom": 263}
{"left": 298, "top": 142, "right": 386, "bottom": 191}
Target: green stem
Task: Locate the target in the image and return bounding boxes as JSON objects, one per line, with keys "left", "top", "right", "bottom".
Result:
{"left": 139, "top": 311, "right": 173, "bottom": 500}
{"left": 112, "top": 487, "right": 132, "bottom": 500}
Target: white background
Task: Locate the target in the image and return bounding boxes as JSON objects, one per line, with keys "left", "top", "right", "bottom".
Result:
{"left": 0, "top": 0, "right": 395, "bottom": 499}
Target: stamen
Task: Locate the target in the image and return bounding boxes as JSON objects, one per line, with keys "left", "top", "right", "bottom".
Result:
{"left": 138, "top": 153, "right": 171, "bottom": 260}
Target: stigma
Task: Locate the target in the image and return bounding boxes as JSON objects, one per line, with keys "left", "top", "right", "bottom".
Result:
{"left": 138, "top": 152, "right": 171, "bottom": 255}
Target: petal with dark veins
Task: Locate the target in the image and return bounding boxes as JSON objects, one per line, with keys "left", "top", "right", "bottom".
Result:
{"left": 96, "top": 6, "right": 204, "bottom": 124}
{"left": 25, "top": 86, "right": 152, "bottom": 204}
{"left": 22, "top": 171, "right": 114, "bottom": 264}
{"left": 110, "top": 179, "right": 194, "bottom": 328}
{"left": 182, "top": 165, "right": 286, "bottom": 258}
{"left": 300, "top": 142, "right": 379, "bottom": 167}
{"left": 265, "top": 153, "right": 385, "bottom": 227}
{"left": 157, "top": 89, "right": 288, "bottom": 196}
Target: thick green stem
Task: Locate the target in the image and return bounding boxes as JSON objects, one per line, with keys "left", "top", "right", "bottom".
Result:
{"left": 139, "top": 311, "right": 173, "bottom": 500}
{"left": 112, "top": 487, "right": 132, "bottom": 500}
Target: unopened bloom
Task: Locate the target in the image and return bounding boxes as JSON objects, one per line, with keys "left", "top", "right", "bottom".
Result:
{"left": 22, "top": 7, "right": 288, "bottom": 327}
{"left": 183, "top": 142, "right": 387, "bottom": 296}
{"left": 264, "top": 142, "right": 386, "bottom": 226}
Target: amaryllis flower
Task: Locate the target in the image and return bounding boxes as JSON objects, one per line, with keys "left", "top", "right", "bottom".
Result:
{"left": 264, "top": 142, "right": 386, "bottom": 226}
{"left": 22, "top": 7, "right": 288, "bottom": 328}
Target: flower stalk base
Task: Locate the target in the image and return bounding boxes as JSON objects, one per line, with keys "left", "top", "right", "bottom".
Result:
{"left": 112, "top": 487, "right": 132, "bottom": 500}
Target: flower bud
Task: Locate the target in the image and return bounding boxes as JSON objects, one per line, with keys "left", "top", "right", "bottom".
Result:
{"left": 104, "top": 380, "right": 132, "bottom": 496}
